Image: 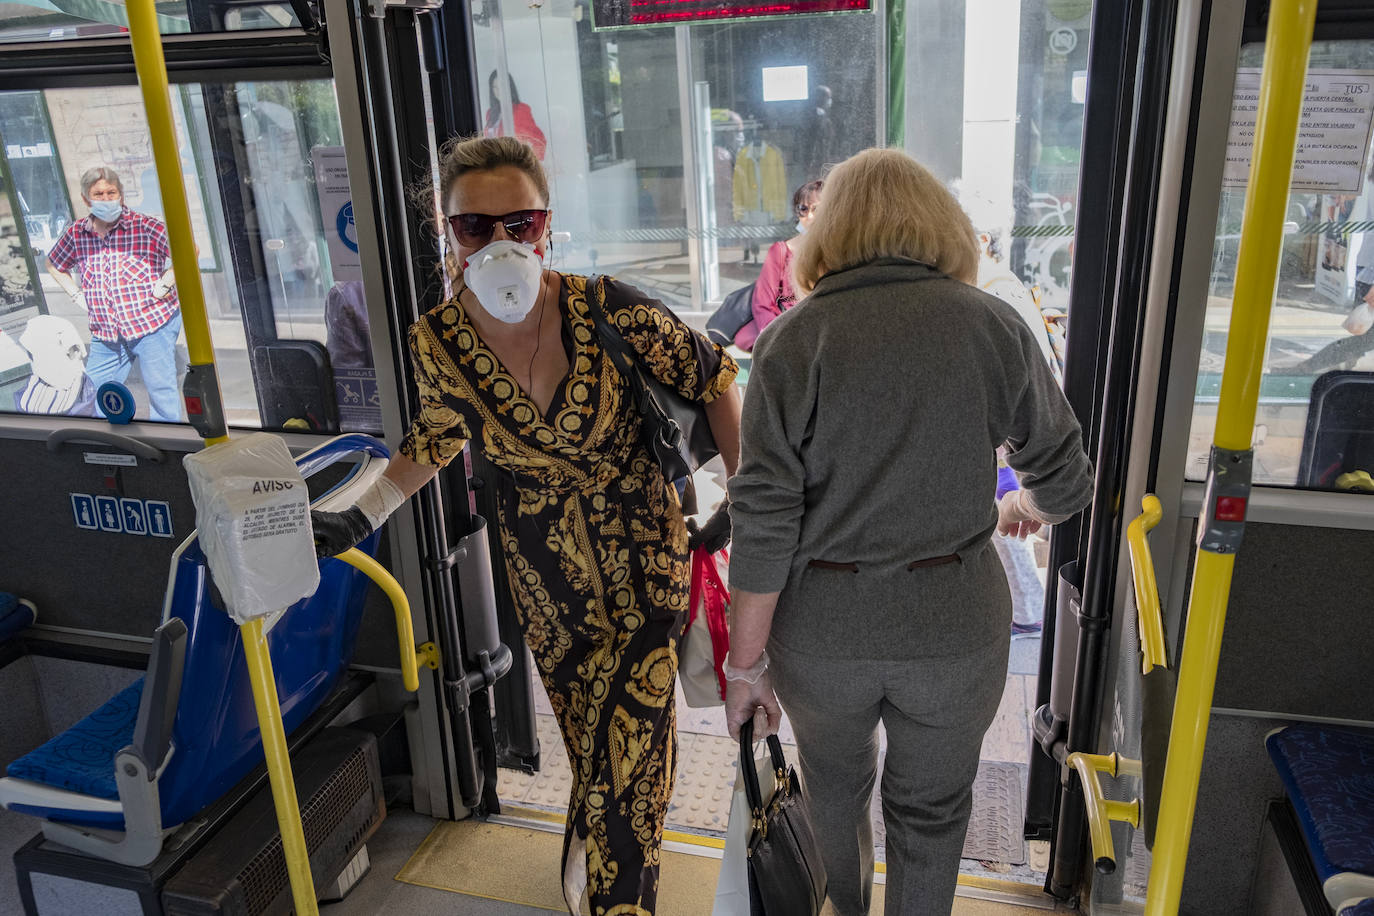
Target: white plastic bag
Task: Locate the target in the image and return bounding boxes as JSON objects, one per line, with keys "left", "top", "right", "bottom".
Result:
{"left": 183, "top": 433, "right": 318, "bottom": 624}
{"left": 713, "top": 750, "right": 776, "bottom": 916}
{"left": 1342, "top": 301, "right": 1374, "bottom": 336}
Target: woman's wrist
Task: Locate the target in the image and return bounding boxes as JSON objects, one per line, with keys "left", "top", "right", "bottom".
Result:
{"left": 723, "top": 649, "right": 770, "bottom": 684}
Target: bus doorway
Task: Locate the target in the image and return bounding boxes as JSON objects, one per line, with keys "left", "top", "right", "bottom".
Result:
{"left": 459, "top": 0, "right": 1097, "bottom": 903}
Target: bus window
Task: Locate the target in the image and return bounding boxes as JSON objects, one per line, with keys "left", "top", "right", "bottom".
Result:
{"left": 0, "top": 80, "right": 377, "bottom": 432}
{"left": 0, "top": 0, "right": 302, "bottom": 44}
{"left": 468, "top": 0, "right": 1088, "bottom": 347}
{"left": 1189, "top": 39, "right": 1374, "bottom": 493}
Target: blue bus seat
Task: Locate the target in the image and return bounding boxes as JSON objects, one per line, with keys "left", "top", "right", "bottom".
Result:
{"left": 1267, "top": 723, "right": 1374, "bottom": 913}
{"left": 0, "top": 593, "right": 37, "bottom": 643}
{"left": 0, "top": 435, "right": 390, "bottom": 866}
{"left": 1342, "top": 899, "right": 1374, "bottom": 916}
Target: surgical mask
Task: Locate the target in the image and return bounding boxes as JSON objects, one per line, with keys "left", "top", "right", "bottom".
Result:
{"left": 89, "top": 200, "right": 122, "bottom": 222}
{"left": 795, "top": 221, "right": 806, "bottom": 234}
{"left": 463, "top": 239, "right": 543, "bottom": 323}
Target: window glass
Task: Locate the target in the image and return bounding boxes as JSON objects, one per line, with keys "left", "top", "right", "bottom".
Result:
{"left": 468, "top": 0, "right": 1082, "bottom": 381}
{"left": 1187, "top": 40, "right": 1374, "bottom": 494}
{"left": 0, "top": 79, "right": 378, "bottom": 432}
{"left": 0, "top": 0, "right": 300, "bottom": 44}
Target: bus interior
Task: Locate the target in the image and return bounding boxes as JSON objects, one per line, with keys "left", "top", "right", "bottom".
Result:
{"left": 1, "top": 0, "right": 1373, "bottom": 913}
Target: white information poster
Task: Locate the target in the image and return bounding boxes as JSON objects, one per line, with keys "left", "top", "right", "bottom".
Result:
{"left": 312, "top": 146, "right": 362, "bottom": 283}
{"left": 1224, "top": 69, "right": 1374, "bottom": 194}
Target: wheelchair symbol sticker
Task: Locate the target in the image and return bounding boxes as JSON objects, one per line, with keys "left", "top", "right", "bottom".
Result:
{"left": 96, "top": 382, "right": 136, "bottom": 425}
{"left": 337, "top": 202, "right": 358, "bottom": 253}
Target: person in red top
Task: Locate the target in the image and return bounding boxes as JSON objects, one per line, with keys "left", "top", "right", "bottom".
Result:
{"left": 46, "top": 166, "right": 183, "bottom": 421}
{"left": 483, "top": 71, "right": 548, "bottom": 160}
{"left": 735, "top": 179, "right": 823, "bottom": 351}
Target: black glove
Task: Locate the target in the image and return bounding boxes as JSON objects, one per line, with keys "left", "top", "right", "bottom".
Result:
{"left": 686, "top": 500, "right": 731, "bottom": 553}
{"left": 311, "top": 506, "right": 374, "bottom": 558}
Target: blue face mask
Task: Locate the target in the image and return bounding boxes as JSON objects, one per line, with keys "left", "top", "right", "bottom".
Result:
{"left": 89, "top": 200, "right": 122, "bottom": 222}
{"left": 795, "top": 220, "right": 806, "bottom": 234}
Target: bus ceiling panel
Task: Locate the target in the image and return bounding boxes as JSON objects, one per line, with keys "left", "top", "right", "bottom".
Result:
{"left": 1244, "top": 0, "right": 1374, "bottom": 43}
{"left": 0, "top": 30, "right": 328, "bottom": 89}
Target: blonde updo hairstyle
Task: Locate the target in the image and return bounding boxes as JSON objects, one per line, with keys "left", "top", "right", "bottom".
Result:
{"left": 435, "top": 135, "right": 550, "bottom": 282}
{"left": 791, "top": 148, "right": 979, "bottom": 297}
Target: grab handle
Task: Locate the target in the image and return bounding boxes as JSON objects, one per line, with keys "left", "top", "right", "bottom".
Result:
{"left": 1068, "top": 751, "right": 1141, "bottom": 875}
{"left": 47, "top": 428, "right": 165, "bottom": 462}
{"left": 1127, "top": 495, "right": 1167, "bottom": 675}
{"left": 335, "top": 548, "right": 438, "bottom": 692}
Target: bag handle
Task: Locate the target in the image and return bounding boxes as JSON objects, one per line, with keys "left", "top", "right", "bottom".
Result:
{"left": 738, "top": 718, "right": 790, "bottom": 824}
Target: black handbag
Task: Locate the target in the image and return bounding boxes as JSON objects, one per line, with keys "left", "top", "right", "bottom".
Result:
{"left": 739, "top": 720, "right": 827, "bottom": 916}
{"left": 707, "top": 283, "right": 755, "bottom": 346}
{"left": 585, "top": 276, "right": 719, "bottom": 500}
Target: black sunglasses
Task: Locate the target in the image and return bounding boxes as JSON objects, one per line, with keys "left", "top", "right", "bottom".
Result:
{"left": 447, "top": 209, "right": 550, "bottom": 247}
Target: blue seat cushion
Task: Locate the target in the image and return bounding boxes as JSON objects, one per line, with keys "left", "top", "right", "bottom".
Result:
{"left": 1342, "top": 900, "right": 1374, "bottom": 916}
{"left": 0, "top": 593, "right": 29, "bottom": 643}
{"left": 1268, "top": 723, "right": 1374, "bottom": 882}
{"left": 6, "top": 679, "right": 143, "bottom": 800}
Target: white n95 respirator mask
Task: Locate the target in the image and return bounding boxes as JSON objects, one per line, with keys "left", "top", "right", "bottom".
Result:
{"left": 463, "top": 240, "right": 543, "bottom": 323}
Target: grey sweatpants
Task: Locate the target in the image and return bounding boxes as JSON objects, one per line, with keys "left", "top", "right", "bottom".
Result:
{"left": 770, "top": 633, "right": 1009, "bottom": 916}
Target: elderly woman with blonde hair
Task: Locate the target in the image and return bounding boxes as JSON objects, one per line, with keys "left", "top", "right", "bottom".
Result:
{"left": 722, "top": 148, "right": 1093, "bottom": 915}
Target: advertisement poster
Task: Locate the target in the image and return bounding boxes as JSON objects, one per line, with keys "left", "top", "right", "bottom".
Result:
{"left": 1225, "top": 69, "right": 1374, "bottom": 194}
{"left": 1316, "top": 194, "right": 1357, "bottom": 305}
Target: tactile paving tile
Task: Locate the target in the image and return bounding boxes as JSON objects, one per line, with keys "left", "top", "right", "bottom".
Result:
{"left": 1123, "top": 826, "right": 1152, "bottom": 894}
{"left": 872, "top": 759, "right": 1027, "bottom": 866}
{"left": 498, "top": 714, "right": 572, "bottom": 811}
{"left": 666, "top": 731, "right": 777, "bottom": 835}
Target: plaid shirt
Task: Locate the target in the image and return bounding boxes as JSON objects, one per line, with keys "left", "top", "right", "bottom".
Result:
{"left": 48, "top": 207, "right": 179, "bottom": 342}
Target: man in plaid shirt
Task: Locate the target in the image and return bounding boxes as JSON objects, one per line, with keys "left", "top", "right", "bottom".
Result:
{"left": 46, "top": 166, "right": 183, "bottom": 422}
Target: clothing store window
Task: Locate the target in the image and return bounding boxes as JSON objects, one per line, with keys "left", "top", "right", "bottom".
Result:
{"left": 0, "top": 80, "right": 372, "bottom": 432}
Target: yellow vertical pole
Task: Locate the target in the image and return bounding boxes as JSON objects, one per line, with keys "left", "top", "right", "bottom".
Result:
{"left": 124, "top": 4, "right": 317, "bottom": 913}
{"left": 124, "top": 0, "right": 225, "bottom": 445}
{"left": 1144, "top": 2, "right": 1317, "bottom": 913}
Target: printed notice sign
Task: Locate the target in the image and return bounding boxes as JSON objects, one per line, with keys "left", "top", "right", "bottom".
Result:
{"left": 312, "top": 146, "right": 362, "bottom": 283}
{"left": 1225, "top": 69, "right": 1374, "bottom": 194}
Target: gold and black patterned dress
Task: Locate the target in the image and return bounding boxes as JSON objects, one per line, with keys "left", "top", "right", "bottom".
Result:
{"left": 399, "top": 275, "right": 737, "bottom": 915}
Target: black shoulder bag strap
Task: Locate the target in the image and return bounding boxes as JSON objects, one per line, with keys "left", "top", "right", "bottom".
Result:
{"left": 583, "top": 275, "right": 699, "bottom": 514}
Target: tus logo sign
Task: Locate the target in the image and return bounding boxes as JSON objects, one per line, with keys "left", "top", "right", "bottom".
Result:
{"left": 337, "top": 201, "right": 358, "bottom": 253}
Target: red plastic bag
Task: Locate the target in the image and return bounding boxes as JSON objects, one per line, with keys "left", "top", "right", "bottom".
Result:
{"left": 680, "top": 546, "right": 731, "bottom": 707}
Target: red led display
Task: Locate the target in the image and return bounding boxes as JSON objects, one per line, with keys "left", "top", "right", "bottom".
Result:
{"left": 594, "top": 0, "right": 869, "bottom": 29}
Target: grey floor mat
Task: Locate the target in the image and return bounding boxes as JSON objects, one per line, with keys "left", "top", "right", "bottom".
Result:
{"left": 873, "top": 760, "right": 1028, "bottom": 867}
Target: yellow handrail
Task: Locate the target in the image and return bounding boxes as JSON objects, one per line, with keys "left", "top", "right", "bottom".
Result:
{"left": 1127, "top": 494, "right": 1167, "bottom": 675}
{"left": 124, "top": 3, "right": 313, "bottom": 913}
{"left": 1145, "top": 2, "right": 1317, "bottom": 913}
{"left": 1067, "top": 752, "right": 1140, "bottom": 875}
{"left": 336, "top": 548, "right": 438, "bottom": 692}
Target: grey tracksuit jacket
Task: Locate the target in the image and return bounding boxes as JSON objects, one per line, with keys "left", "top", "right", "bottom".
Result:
{"left": 727, "top": 258, "right": 1094, "bottom": 659}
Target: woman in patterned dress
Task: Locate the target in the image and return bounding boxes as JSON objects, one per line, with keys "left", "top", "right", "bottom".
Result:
{"left": 311, "top": 135, "right": 741, "bottom": 915}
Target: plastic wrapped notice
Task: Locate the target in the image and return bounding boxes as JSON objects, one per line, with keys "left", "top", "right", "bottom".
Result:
{"left": 184, "top": 433, "right": 319, "bottom": 624}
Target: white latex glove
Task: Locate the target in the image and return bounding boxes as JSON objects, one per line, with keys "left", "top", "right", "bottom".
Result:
{"left": 997, "top": 490, "right": 1043, "bottom": 540}
{"left": 73, "top": 291, "right": 88, "bottom": 312}
{"left": 152, "top": 278, "right": 173, "bottom": 299}
{"left": 725, "top": 663, "right": 781, "bottom": 740}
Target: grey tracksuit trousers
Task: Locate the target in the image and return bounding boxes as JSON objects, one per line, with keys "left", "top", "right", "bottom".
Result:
{"left": 771, "top": 628, "right": 1009, "bottom": 916}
